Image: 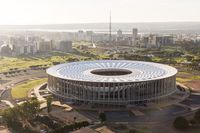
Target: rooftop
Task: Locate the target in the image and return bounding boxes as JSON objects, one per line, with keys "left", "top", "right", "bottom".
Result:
{"left": 47, "top": 60, "right": 177, "bottom": 83}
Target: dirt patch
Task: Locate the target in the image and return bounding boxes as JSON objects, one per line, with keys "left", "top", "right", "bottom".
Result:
{"left": 185, "top": 80, "right": 200, "bottom": 92}
{"left": 49, "top": 106, "right": 91, "bottom": 123}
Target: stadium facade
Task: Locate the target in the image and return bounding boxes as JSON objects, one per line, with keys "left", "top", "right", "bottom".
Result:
{"left": 47, "top": 60, "right": 177, "bottom": 106}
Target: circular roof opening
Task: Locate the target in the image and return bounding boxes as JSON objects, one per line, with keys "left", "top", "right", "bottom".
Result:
{"left": 90, "top": 69, "right": 132, "bottom": 76}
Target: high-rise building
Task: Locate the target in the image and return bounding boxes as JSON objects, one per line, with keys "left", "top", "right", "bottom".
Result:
{"left": 38, "top": 41, "right": 54, "bottom": 52}
{"left": 117, "top": 29, "right": 123, "bottom": 37}
{"left": 116, "top": 29, "right": 123, "bottom": 42}
{"left": 132, "top": 28, "right": 138, "bottom": 45}
{"left": 58, "top": 41, "right": 72, "bottom": 52}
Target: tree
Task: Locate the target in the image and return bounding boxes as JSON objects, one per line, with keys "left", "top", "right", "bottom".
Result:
{"left": 173, "top": 116, "right": 189, "bottom": 130}
{"left": 99, "top": 112, "right": 106, "bottom": 123}
{"left": 52, "top": 62, "right": 60, "bottom": 65}
{"left": 52, "top": 121, "right": 89, "bottom": 133}
{"left": 194, "top": 109, "right": 200, "bottom": 123}
{"left": 82, "top": 121, "right": 89, "bottom": 127}
{"left": 2, "top": 108, "right": 19, "bottom": 128}
{"left": 2, "top": 99, "right": 42, "bottom": 132}
{"left": 128, "top": 129, "right": 137, "bottom": 133}
{"left": 2, "top": 98, "right": 40, "bottom": 125}
{"left": 73, "top": 116, "right": 77, "bottom": 122}
{"left": 46, "top": 96, "right": 53, "bottom": 113}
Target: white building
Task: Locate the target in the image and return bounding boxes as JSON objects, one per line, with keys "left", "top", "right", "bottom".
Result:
{"left": 47, "top": 60, "right": 177, "bottom": 107}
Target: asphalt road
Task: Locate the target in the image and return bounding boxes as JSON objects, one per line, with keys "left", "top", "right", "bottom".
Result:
{"left": 0, "top": 69, "right": 47, "bottom": 104}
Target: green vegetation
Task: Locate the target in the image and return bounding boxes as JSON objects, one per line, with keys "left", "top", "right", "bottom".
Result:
{"left": 52, "top": 121, "right": 89, "bottom": 133}
{"left": 99, "top": 112, "right": 106, "bottom": 123}
{"left": 46, "top": 96, "right": 53, "bottom": 113}
{"left": 11, "top": 78, "right": 47, "bottom": 99}
{"left": 173, "top": 110, "right": 200, "bottom": 131}
{"left": 173, "top": 116, "right": 189, "bottom": 130}
{"left": 132, "top": 125, "right": 150, "bottom": 133}
{"left": 176, "top": 76, "right": 200, "bottom": 83}
{"left": 2, "top": 98, "right": 40, "bottom": 132}
{"left": 194, "top": 109, "right": 200, "bottom": 123}
{"left": 0, "top": 56, "right": 50, "bottom": 72}
{"left": 2, "top": 98, "right": 89, "bottom": 132}
{"left": 176, "top": 78, "right": 191, "bottom": 83}
{"left": 0, "top": 51, "right": 86, "bottom": 72}
{"left": 112, "top": 124, "right": 149, "bottom": 133}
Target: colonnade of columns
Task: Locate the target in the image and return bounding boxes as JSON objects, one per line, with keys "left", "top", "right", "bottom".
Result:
{"left": 47, "top": 75, "right": 176, "bottom": 105}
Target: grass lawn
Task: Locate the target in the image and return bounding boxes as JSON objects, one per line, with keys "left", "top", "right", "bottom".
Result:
{"left": 176, "top": 77, "right": 191, "bottom": 83}
{"left": 0, "top": 52, "right": 87, "bottom": 72}
{"left": 11, "top": 78, "right": 47, "bottom": 99}
{"left": 176, "top": 76, "right": 200, "bottom": 83}
{"left": 0, "top": 56, "right": 51, "bottom": 72}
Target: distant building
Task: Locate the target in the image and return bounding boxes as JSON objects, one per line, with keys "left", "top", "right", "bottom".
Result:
{"left": 142, "top": 35, "right": 174, "bottom": 48}
{"left": 12, "top": 45, "right": 24, "bottom": 55}
{"left": 156, "top": 36, "right": 174, "bottom": 45}
{"left": 86, "top": 31, "right": 94, "bottom": 42}
{"left": 79, "top": 45, "right": 88, "bottom": 50}
{"left": 143, "top": 36, "right": 149, "bottom": 47}
{"left": 29, "top": 44, "right": 37, "bottom": 54}
{"left": 38, "top": 40, "right": 54, "bottom": 52}
{"left": 26, "top": 36, "right": 41, "bottom": 42}
{"left": 132, "top": 28, "right": 138, "bottom": 45}
{"left": 92, "top": 34, "right": 109, "bottom": 42}
{"left": 116, "top": 29, "right": 123, "bottom": 42}
{"left": 0, "top": 44, "right": 12, "bottom": 56}
{"left": 9, "top": 36, "right": 38, "bottom": 55}
{"left": 58, "top": 41, "right": 72, "bottom": 52}
{"left": 148, "top": 34, "right": 157, "bottom": 48}
{"left": 77, "top": 30, "right": 86, "bottom": 41}
{"left": 117, "top": 29, "right": 123, "bottom": 37}
{"left": 12, "top": 44, "right": 37, "bottom": 55}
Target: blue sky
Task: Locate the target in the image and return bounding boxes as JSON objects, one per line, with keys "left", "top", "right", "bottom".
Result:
{"left": 0, "top": 0, "right": 200, "bottom": 24}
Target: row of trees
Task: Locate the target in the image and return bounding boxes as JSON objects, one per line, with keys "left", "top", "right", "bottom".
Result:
{"left": 174, "top": 109, "right": 200, "bottom": 130}
{"left": 3, "top": 70, "right": 27, "bottom": 75}
{"left": 177, "top": 41, "right": 200, "bottom": 54}
{"left": 52, "top": 121, "right": 89, "bottom": 133}
{"left": 29, "top": 64, "right": 49, "bottom": 70}
{"left": 2, "top": 94, "right": 92, "bottom": 132}
{"left": 2, "top": 98, "right": 40, "bottom": 132}
{"left": 36, "top": 115, "right": 62, "bottom": 129}
{"left": 45, "top": 96, "right": 90, "bottom": 133}
{"left": 119, "top": 54, "right": 153, "bottom": 62}
{"left": 52, "top": 57, "right": 80, "bottom": 65}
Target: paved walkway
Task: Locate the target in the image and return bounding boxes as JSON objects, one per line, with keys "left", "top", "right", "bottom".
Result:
{"left": 131, "top": 109, "right": 145, "bottom": 116}
{"left": 1, "top": 100, "right": 14, "bottom": 108}
{"left": 34, "top": 83, "right": 72, "bottom": 111}
{"left": 34, "top": 83, "right": 46, "bottom": 101}
{"left": 0, "top": 70, "right": 46, "bottom": 91}
{"left": 0, "top": 89, "right": 6, "bottom": 97}
{"left": 52, "top": 101, "right": 72, "bottom": 111}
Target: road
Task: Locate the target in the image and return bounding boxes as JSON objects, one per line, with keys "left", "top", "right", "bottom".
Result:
{"left": 0, "top": 69, "right": 47, "bottom": 104}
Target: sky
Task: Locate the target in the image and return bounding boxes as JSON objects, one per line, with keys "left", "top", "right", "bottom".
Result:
{"left": 0, "top": 0, "right": 200, "bottom": 25}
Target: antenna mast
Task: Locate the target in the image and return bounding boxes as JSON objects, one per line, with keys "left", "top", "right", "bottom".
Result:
{"left": 109, "top": 11, "right": 112, "bottom": 45}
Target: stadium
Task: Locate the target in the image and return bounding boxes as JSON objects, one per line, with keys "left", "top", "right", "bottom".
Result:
{"left": 47, "top": 60, "right": 177, "bottom": 106}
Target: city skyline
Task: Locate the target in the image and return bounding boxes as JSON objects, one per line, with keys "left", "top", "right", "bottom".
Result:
{"left": 0, "top": 0, "right": 200, "bottom": 25}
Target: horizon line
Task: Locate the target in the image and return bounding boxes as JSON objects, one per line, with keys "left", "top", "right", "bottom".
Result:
{"left": 0, "top": 21, "right": 200, "bottom": 26}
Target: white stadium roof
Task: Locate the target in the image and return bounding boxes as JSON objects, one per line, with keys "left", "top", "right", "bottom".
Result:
{"left": 47, "top": 60, "right": 177, "bottom": 83}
